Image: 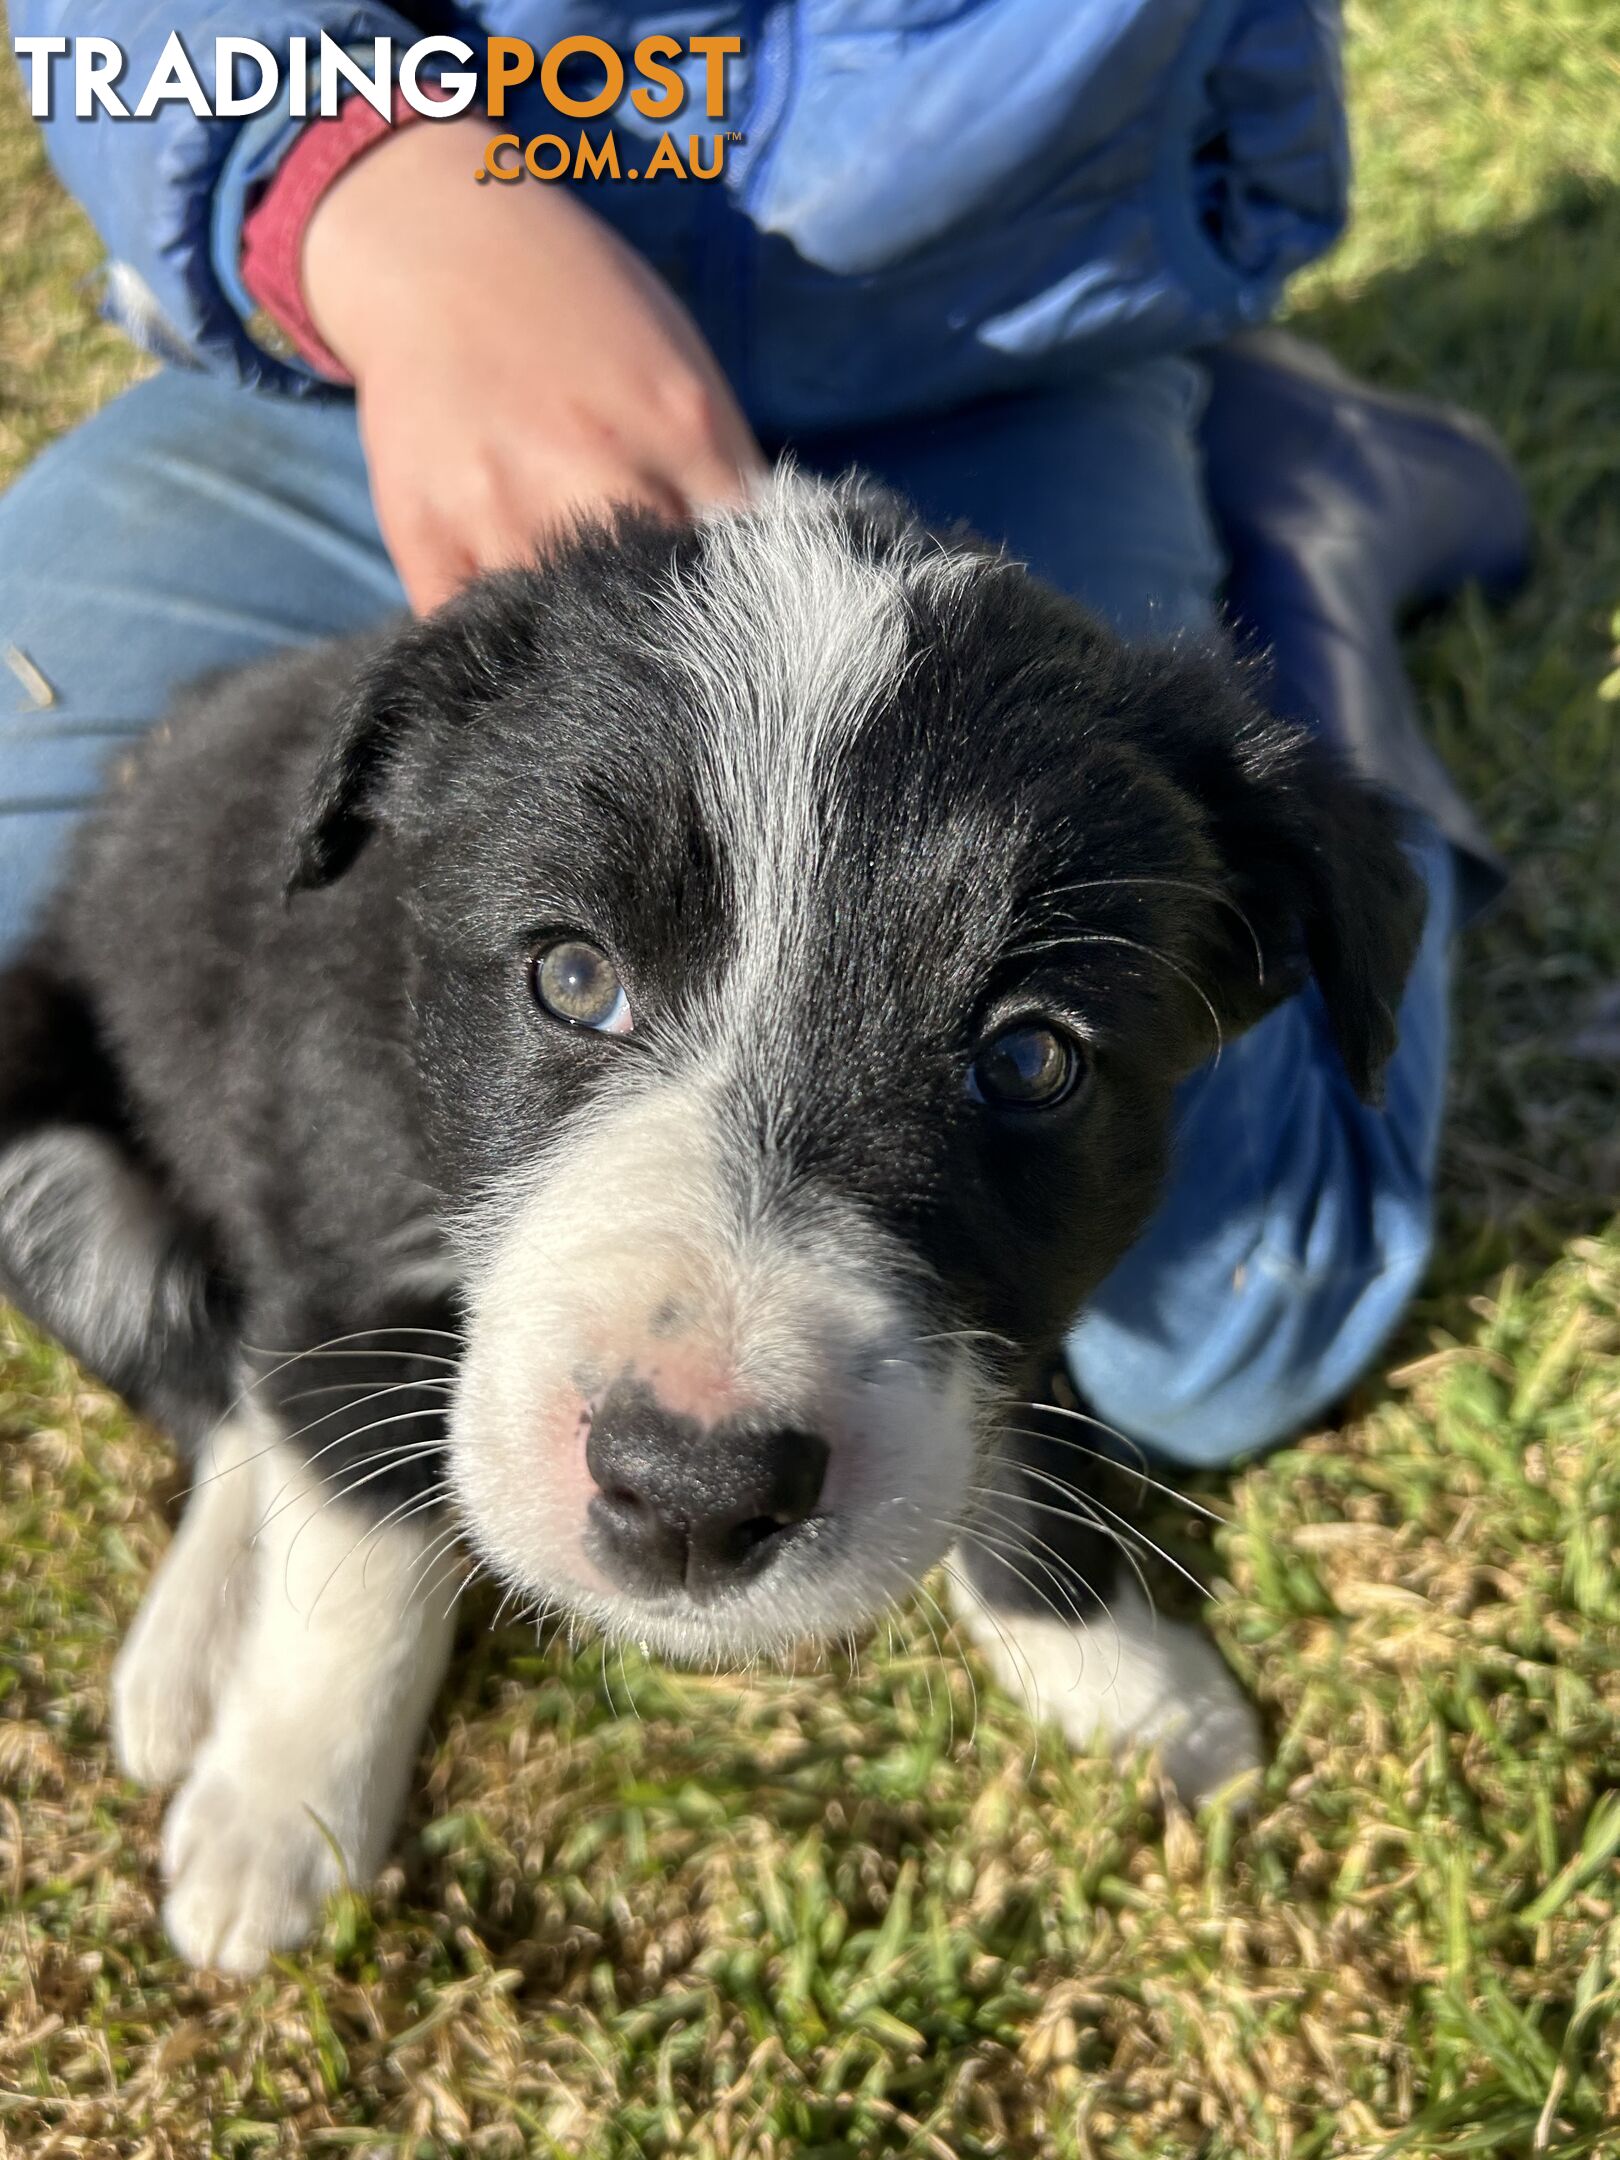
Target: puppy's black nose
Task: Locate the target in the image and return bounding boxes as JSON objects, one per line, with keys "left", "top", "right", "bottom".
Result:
{"left": 585, "top": 1387, "right": 829, "bottom": 1601}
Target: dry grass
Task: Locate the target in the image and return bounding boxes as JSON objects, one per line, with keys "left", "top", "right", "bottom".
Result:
{"left": 3, "top": 6, "right": 1619, "bottom": 2155}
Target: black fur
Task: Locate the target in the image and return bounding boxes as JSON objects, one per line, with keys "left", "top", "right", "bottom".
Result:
{"left": 0, "top": 488, "right": 1424, "bottom": 1547}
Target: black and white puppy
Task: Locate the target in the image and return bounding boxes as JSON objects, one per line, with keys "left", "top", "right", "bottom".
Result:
{"left": 0, "top": 473, "right": 1422, "bottom": 1972}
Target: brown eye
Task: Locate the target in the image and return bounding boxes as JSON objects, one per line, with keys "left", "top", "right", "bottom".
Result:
{"left": 531, "top": 939, "right": 633, "bottom": 1035}
{"left": 968, "top": 1024, "right": 1082, "bottom": 1110}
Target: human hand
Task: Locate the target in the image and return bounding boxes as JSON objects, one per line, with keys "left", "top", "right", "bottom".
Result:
{"left": 302, "top": 117, "right": 765, "bottom": 612}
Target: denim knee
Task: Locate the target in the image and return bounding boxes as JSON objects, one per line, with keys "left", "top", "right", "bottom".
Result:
{"left": 0, "top": 371, "right": 391, "bottom": 958}
{"left": 1071, "top": 1206, "right": 1436, "bottom": 1466}
{"left": 1066, "top": 830, "right": 1456, "bottom": 1469}
{"left": 0, "top": 420, "right": 148, "bottom": 950}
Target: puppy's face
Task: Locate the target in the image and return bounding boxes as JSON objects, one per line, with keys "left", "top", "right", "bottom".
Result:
{"left": 289, "top": 477, "right": 1422, "bottom": 1659}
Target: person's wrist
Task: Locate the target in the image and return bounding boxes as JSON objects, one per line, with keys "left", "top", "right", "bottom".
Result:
{"left": 242, "top": 93, "right": 421, "bottom": 382}
{"left": 302, "top": 116, "right": 495, "bottom": 377}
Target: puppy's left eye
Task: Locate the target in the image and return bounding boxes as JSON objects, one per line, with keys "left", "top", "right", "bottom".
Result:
{"left": 968, "top": 1023, "right": 1083, "bottom": 1111}
{"left": 531, "top": 939, "right": 633, "bottom": 1035}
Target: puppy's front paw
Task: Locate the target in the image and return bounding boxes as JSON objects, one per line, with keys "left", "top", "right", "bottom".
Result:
{"left": 111, "top": 1441, "right": 260, "bottom": 1788}
{"left": 119, "top": 1431, "right": 458, "bottom": 1974}
{"left": 160, "top": 1739, "right": 352, "bottom": 1975}
{"left": 112, "top": 1559, "right": 251, "bottom": 1789}
{"left": 112, "top": 1625, "right": 214, "bottom": 1790}
{"left": 951, "top": 1571, "right": 1262, "bottom": 1803}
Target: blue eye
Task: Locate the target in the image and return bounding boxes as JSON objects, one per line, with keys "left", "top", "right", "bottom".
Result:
{"left": 968, "top": 1024, "right": 1082, "bottom": 1110}
{"left": 532, "top": 939, "right": 634, "bottom": 1035}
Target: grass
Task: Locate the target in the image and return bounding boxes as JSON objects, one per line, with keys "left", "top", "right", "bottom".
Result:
{"left": 2, "top": 4, "right": 1619, "bottom": 2154}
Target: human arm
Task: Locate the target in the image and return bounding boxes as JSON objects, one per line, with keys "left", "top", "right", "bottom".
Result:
{"left": 298, "top": 114, "right": 764, "bottom": 610}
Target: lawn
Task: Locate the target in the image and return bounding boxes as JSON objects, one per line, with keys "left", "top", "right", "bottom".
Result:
{"left": 2, "top": 5, "right": 1619, "bottom": 2155}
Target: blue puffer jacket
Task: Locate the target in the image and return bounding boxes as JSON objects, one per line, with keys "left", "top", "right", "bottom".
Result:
{"left": 15, "top": 0, "right": 1347, "bottom": 434}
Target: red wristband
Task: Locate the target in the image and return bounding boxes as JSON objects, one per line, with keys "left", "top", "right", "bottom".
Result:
{"left": 241, "top": 86, "right": 425, "bottom": 384}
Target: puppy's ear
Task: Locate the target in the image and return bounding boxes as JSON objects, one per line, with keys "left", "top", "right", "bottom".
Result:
{"left": 285, "top": 630, "right": 425, "bottom": 894}
{"left": 283, "top": 584, "right": 528, "bottom": 894}
{"left": 1164, "top": 671, "right": 1428, "bottom": 1104}
{"left": 283, "top": 530, "right": 638, "bottom": 894}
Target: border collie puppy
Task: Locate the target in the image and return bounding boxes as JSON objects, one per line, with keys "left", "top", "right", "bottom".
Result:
{"left": 0, "top": 473, "right": 1421, "bottom": 1973}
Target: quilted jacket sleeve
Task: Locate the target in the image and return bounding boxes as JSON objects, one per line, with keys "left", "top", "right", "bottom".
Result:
{"left": 12, "top": 1, "right": 426, "bottom": 389}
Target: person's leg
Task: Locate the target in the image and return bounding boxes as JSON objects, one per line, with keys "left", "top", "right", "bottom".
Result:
{"left": 797, "top": 361, "right": 1224, "bottom": 644}
{"left": 0, "top": 369, "right": 399, "bottom": 957}
{"left": 1070, "top": 825, "right": 1453, "bottom": 1466}
{"left": 798, "top": 364, "right": 1452, "bottom": 1469}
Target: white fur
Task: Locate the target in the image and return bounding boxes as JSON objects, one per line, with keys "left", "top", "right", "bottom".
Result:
{"left": 447, "top": 478, "right": 997, "bottom": 1660}
{"left": 115, "top": 1434, "right": 455, "bottom": 1975}
{"left": 949, "top": 1567, "right": 1262, "bottom": 1802}
{"left": 675, "top": 471, "right": 989, "bottom": 1055}
{"left": 112, "top": 1408, "right": 264, "bottom": 1785}
{"left": 451, "top": 1077, "right": 983, "bottom": 1663}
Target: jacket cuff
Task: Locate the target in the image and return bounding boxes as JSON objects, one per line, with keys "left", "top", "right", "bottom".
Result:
{"left": 240, "top": 87, "right": 423, "bottom": 384}
{"left": 207, "top": 25, "right": 468, "bottom": 391}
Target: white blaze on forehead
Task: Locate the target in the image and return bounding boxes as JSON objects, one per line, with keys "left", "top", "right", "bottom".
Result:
{"left": 678, "top": 470, "right": 918, "bottom": 768}
{"left": 652, "top": 472, "right": 986, "bottom": 999}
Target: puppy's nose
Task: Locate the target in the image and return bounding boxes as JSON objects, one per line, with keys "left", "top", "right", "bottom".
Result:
{"left": 585, "top": 1390, "right": 828, "bottom": 1601}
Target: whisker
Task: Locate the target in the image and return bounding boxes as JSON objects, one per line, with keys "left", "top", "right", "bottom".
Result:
{"left": 970, "top": 1474, "right": 1157, "bottom": 1616}
{"left": 177, "top": 1330, "right": 452, "bottom": 1507}
{"left": 302, "top": 1441, "right": 451, "bottom": 1515}
{"left": 368, "top": 1486, "right": 452, "bottom": 1590}
{"left": 1003, "top": 930, "right": 1225, "bottom": 1064}
{"left": 452, "top": 1557, "right": 489, "bottom": 1622}
{"left": 892, "top": 1602, "right": 934, "bottom": 1727}
{"left": 245, "top": 1344, "right": 461, "bottom": 1371}
{"left": 955, "top": 1497, "right": 1103, "bottom": 1633}
{"left": 264, "top": 1437, "right": 446, "bottom": 1552}
{"left": 912, "top": 1575, "right": 976, "bottom": 1749}
{"left": 250, "top": 1412, "right": 446, "bottom": 1524}
{"left": 185, "top": 1378, "right": 454, "bottom": 1510}
{"left": 616, "top": 1643, "right": 645, "bottom": 1724}
{"left": 419, "top": 1540, "right": 473, "bottom": 1619}
{"left": 935, "top": 1553, "right": 1042, "bottom": 1766}
{"left": 910, "top": 1326, "right": 1020, "bottom": 1353}
{"left": 404, "top": 1519, "right": 467, "bottom": 1612}
{"left": 262, "top": 1378, "right": 452, "bottom": 1461}
{"left": 947, "top": 1518, "right": 1128, "bottom": 1701}
{"left": 999, "top": 1436, "right": 1208, "bottom": 1603}
{"left": 1008, "top": 1400, "right": 1232, "bottom": 1526}
{"left": 309, "top": 1481, "right": 451, "bottom": 1617}
{"left": 937, "top": 1520, "right": 1078, "bottom": 1699}
{"left": 253, "top": 1408, "right": 450, "bottom": 1541}
{"left": 242, "top": 1325, "right": 463, "bottom": 1357}
{"left": 269, "top": 1445, "right": 451, "bottom": 1604}
{"left": 276, "top": 1377, "right": 456, "bottom": 1410}
{"left": 848, "top": 1624, "right": 867, "bottom": 1690}
{"left": 1008, "top": 1394, "right": 1150, "bottom": 1474}
{"left": 1028, "top": 875, "right": 1266, "bottom": 988}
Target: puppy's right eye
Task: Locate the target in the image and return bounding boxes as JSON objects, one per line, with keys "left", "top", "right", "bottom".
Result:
{"left": 531, "top": 939, "right": 634, "bottom": 1035}
{"left": 967, "top": 1023, "right": 1083, "bottom": 1111}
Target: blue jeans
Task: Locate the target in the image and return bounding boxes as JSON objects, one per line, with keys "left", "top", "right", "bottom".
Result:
{"left": 0, "top": 362, "right": 1452, "bottom": 1467}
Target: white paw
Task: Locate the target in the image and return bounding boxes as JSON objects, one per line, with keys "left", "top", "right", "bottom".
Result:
{"left": 951, "top": 1569, "right": 1262, "bottom": 1803}
{"left": 146, "top": 1433, "right": 457, "bottom": 1974}
{"left": 160, "top": 1739, "right": 350, "bottom": 1975}
{"left": 111, "top": 1609, "right": 219, "bottom": 1788}
{"left": 111, "top": 1424, "right": 261, "bottom": 1787}
{"left": 106, "top": 1428, "right": 454, "bottom": 1973}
